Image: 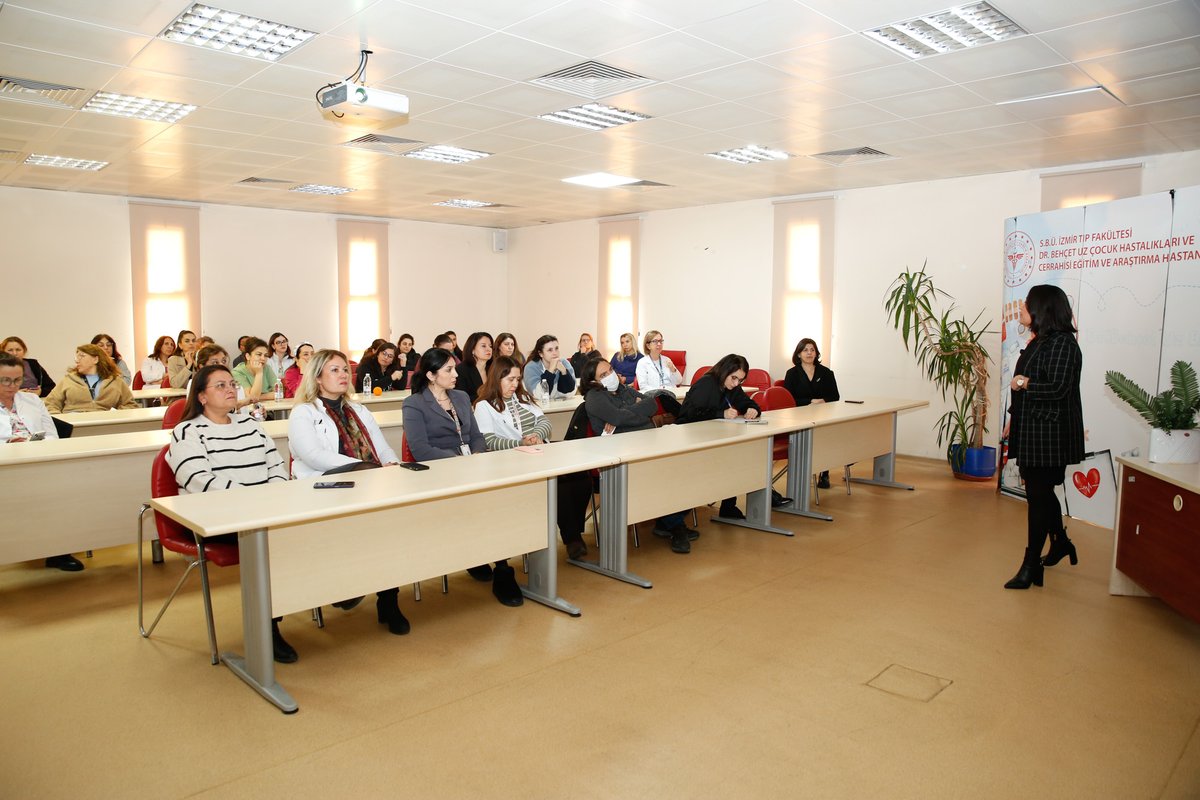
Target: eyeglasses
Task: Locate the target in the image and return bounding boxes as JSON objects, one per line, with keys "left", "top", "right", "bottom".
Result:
{"left": 0, "top": 377, "right": 24, "bottom": 387}
{"left": 649, "top": 338, "right": 664, "bottom": 344}
{"left": 207, "top": 381, "right": 235, "bottom": 392}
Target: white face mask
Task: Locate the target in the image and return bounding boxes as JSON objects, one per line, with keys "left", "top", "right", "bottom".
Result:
{"left": 600, "top": 371, "right": 619, "bottom": 392}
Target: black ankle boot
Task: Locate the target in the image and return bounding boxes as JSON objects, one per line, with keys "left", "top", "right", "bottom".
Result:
{"left": 1042, "top": 529, "right": 1078, "bottom": 567}
{"left": 375, "top": 589, "right": 411, "bottom": 635}
{"left": 1004, "top": 548, "right": 1044, "bottom": 590}
{"left": 272, "top": 620, "right": 298, "bottom": 663}
{"left": 492, "top": 563, "right": 524, "bottom": 607}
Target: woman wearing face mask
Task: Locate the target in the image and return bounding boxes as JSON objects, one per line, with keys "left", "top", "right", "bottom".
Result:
{"left": 676, "top": 353, "right": 761, "bottom": 520}
{"left": 405, "top": 348, "right": 524, "bottom": 607}
{"left": 473, "top": 356, "right": 592, "bottom": 560}
{"left": 140, "top": 335, "right": 176, "bottom": 389}
{"left": 44, "top": 344, "right": 137, "bottom": 413}
{"left": 0, "top": 337, "right": 56, "bottom": 396}
{"left": 166, "top": 329, "right": 199, "bottom": 389}
{"left": 635, "top": 330, "right": 681, "bottom": 391}
{"left": 455, "top": 331, "right": 493, "bottom": 401}
{"left": 282, "top": 342, "right": 314, "bottom": 399}
{"left": 91, "top": 333, "right": 132, "bottom": 386}
{"left": 580, "top": 357, "right": 699, "bottom": 554}
{"left": 522, "top": 335, "right": 575, "bottom": 400}
{"left": 266, "top": 333, "right": 294, "bottom": 379}
{"left": 609, "top": 332, "right": 642, "bottom": 386}
{"left": 231, "top": 337, "right": 276, "bottom": 403}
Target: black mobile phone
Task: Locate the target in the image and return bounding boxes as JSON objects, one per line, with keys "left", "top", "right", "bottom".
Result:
{"left": 399, "top": 462, "right": 429, "bottom": 471}
{"left": 844, "top": 400, "right": 865, "bottom": 404}
{"left": 314, "top": 481, "right": 355, "bottom": 489}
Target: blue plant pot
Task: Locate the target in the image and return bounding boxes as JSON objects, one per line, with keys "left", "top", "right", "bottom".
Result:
{"left": 948, "top": 445, "right": 997, "bottom": 480}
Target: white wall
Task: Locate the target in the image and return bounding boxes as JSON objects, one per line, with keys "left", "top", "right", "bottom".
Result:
{"left": 506, "top": 219, "right": 597, "bottom": 358}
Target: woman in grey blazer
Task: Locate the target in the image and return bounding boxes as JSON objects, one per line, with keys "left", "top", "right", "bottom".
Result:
{"left": 1004, "top": 284, "right": 1085, "bottom": 590}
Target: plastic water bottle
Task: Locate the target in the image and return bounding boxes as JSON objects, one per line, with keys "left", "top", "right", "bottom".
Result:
{"left": 541, "top": 378, "right": 551, "bottom": 405}
{"left": 273, "top": 379, "right": 283, "bottom": 401}
{"left": 362, "top": 373, "right": 372, "bottom": 395}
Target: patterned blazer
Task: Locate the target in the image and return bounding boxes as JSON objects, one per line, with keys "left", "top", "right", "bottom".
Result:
{"left": 1009, "top": 330, "right": 1085, "bottom": 468}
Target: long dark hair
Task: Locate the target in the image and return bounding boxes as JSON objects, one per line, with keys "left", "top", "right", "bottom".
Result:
{"left": 710, "top": 353, "right": 750, "bottom": 387}
{"left": 579, "top": 357, "right": 610, "bottom": 396}
{"left": 791, "top": 338, "right": 822, "bottom": 366}
{"left": 530, "top": 334, "right": 558, "bottom": 362}
{"left": 461, "top": 331, "right": 493, "bottom": 369}
{"left": 358, "top": 342, "right": 396, "bottom": 379}
{"left": 90, "top": 333, "right": 123, "bottom": 363}
{"left": 494, "top": 332, "right": 523, "bottom": 365}
{"left": 1025, "top": 285, "right": 1076, "bottom": 335}
{"left": 268, "top": 332, "right": 292, "bottom": 358}
{"left": 476, "top": 355, "right": 534, "bottom": 411}
{"left": 411, "top": 347, "right": 454, "bottom": 395}
{"left": 180, "top": 364, "right": 233, "bottom": 422}
{"left": 151, "top": 335, "right": 174, "bottom": 361}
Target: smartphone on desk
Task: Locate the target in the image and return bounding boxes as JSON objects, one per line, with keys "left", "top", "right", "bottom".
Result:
{"left": 844, "top": 400, "right": 865, "bottom": 404}
{"left": 314, "top": 481, "right": 355, "bottom": 489}
{"left": 399, "top": 462, "right": 429, "bottom": 471}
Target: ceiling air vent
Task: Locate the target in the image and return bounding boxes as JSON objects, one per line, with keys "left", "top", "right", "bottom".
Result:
{"left": 809, "top": 146, "right": 895, "bottom": 166}
{"left": 236, "top": 177, "right": 293, "bottom": 188}
{"left": 0, "top": 76, "right": 92, "bottom": 109}
{"left": 0, "top": 149, "right": 24, "bottom": 162}
{"left": 530, "top": 61, "right": 654, "bottom": 100}
{"left": 342, "top": 133, "right": 424, "bottom": 156}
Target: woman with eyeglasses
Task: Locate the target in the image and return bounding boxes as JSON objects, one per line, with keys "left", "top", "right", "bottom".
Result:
{"left": 266, "top": 332, "right": 294, "bottom": 380}
{"left": 0, "top": 337, "right": 56, "bottom": 397}
{"left": 473, "top": 355, "right": 592, "bottom": 560}
{"left": 91, "top": 333, "right": 132, "bottom": 386}
{"left": 405, "top": 347, "right": 524, "bottom": 606}
{"left": 569, "top": 333, "right": 596, "bottom": 377}
{"left": 44, "top": 344, "right": 137, "bottom": 413}
{"left": 635, "top": 330, "right": 681, "bottom": 391}
{"left": 166, "top": 329, "right": 198, "bottom": 390}
{"left": 140, "top": 335, "right": 176, "bottom": 389}
{"left": 166, "top": 364, "right": 297, "bottom": 662}
{"left": 677, "top": 353, "right": 761, "bottom": 520}
{"left": 282, "top": 342, "right": 314, "bottom": 399}
{"left": 455, "top": 331, "right": 493, "bottom": 401}
{"left": 354, "top": 341, "right": 403, "bottom": 394}
{"left": 288, "top": 349, "right": 410, "bottom": 634}
{"left": 522, "top": 334, "right": 576, "bottom": 401}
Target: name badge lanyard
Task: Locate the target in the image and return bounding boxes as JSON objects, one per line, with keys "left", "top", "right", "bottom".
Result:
{"left": 446, "top": 404, "right": 471, "bottom": 456}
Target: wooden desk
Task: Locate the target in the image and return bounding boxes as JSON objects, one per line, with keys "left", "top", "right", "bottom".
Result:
{"left": 54, "top": 406, "right": 168, "bottom": 436}
{"left": 150, "top": 443, "right": 619, "bottom": 713}
{"left": 131, "top": 387, "right": 187, "bottom": 406}
{"left": 262, "top": 390, "right": 410, "bottom": 419}
{"left": 773, "top": 397, "right": 929, "bottom": 523}
{"left": 0, "top": 411, "right": 407, "bottom": 565}
{"left": 540, "top": 387, "right": 687, "bottom": 442}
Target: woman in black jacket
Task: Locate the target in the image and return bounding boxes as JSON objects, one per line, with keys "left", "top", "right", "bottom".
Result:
{"left": 454, "top": 331, "right": 492, "bottom": 401}
{"left": 783, "top": 338, "right": 839, "bottom": 488}
{"left": 1, "top": 336, "right": 56, "bottom": 397}
{"left": 1004, "top": 284, "right": 1085, "bottom": 590}
{"left": 677, "top": 353, "right": 761, "bottom": 519}
{"left": 354, "top": 342, "right": 404, "bottom": 393}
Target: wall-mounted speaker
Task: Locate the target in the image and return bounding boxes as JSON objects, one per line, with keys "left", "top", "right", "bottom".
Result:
{"left": 492, "top": 229, "right": 507, "bottom": 253}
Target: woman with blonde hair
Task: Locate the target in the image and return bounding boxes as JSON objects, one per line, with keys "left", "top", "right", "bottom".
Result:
{"left": 44, "top": 344, "right": 137, "bottom": 413}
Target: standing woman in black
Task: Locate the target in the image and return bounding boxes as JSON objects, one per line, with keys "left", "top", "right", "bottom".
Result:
{"left": 783, "top": 338, "right": 840, "bottom": 488}
{"left": 1004, "top": 284, "right": 1085, "bottom": 590}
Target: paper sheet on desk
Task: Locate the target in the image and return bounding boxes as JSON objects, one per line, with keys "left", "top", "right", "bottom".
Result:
{"left": 514, "top": 446, "right": 543, "bottom": 453}
{"left": 719, "top": 418, "right": 767, "bottom": 424}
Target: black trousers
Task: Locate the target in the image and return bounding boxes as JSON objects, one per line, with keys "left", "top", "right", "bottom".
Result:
{"left": 1019, "top": 464, "right": 1066, "bottom": 555}
{"left": 556, "top": 471, "right": 593, "bottom": 546}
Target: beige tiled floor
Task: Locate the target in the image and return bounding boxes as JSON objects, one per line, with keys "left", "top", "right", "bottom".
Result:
{"left": 2, "top": 456, "right": 1198, "bottom": 799}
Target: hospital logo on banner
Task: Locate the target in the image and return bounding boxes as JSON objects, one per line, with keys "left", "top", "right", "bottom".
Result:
{"left": 1004, "top": 230, "right": 1036, "bottom": 287}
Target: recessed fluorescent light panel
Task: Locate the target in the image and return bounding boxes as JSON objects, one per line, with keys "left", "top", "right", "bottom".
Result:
{"left": 402, "top": 145, "right": 492, "bottom": 164}
{"left": 865, "top": 2, "right": 1026, "bottom": 60}
{"left": 82, "top": 91, "right": 197, "bottom": 123}
{"left": 435, "top": 198, "right": 497, "bottom": 209}
{"left": 707, "top": 145, "right": 791, "bottom": 165}
{"left": 562, "top": 172, "right": 641, "bottom": 188}
{"left": 23, "top": 153, "right": 108, "bottom": 170}
{"left": 539, "top": 103, "right": 650, "bottom": 131}
{"left": 160, "top": 4, "right": 316, "bottom": 62}
{"left": 290, "top": 183, "right": 355, "bottom": 195}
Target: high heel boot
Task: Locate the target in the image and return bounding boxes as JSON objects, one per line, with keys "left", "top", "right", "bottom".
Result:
{"left": 1004, "top": 547, "right": 1044, "bottom": 590}
{"left": 1041, "top": 528, "right": 1078, "bottom": 567}
{"left": 375, "top": 589, "right": 411, "bottom": 635}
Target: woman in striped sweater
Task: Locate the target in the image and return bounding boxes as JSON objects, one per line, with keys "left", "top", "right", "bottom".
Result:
{"left": 165, "top": 364, "right": 297, "bottom": 663}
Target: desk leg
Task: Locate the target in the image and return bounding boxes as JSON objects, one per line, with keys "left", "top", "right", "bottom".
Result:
{"left": 571, "top": 464, "right": 652, "bottom": 588}
{"left": 712, "top": 440, "right": 793, "bottom": 536}
{"left": 849, "top": 413, "right": 914, "bottom": 491}
{"left": 221, "top": 528, "right": 298, "bottom": 715}
{"left": 522, "top": 477, "right": 581, "bottom": 617}
{"left": 773, "top": 428, "right": 833, "bottom": 522}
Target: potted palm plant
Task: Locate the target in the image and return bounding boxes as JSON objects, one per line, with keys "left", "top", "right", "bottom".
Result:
{"left": 884, "top": 264, "right": 995, "bottom": 479}
{"left": 1104, "top": 361, "right": 1199, "bottom": 463}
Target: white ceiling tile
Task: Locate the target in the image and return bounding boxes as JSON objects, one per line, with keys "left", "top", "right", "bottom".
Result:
{"left": 1031, "top": 105, "right": 1158, "bottom": 135}
{"left": 1134, "top": 95, "right": 1200, "bottom": 122}
{"left": 837, "top": 118, "right": 935, "bottom": 143}
{"left": 665, "top": 102, "right": 778, "bottom": 131}
{"left": 601, "top": 116, "right": 703, "bottom": 143}
{"left": 129, "top": 40, "right": 270, "bottom": 84}
{"left": 485, "top": 117, "right": 587, "bottom": 142}
{"left": 1000, "top": 0, "right": 1191, "bottom": 34}
{"left": 737, "top": 83, "right": 858, "bottom": 116}
{"left": 916, "top": 105, "right": 1028, "bottom": 134}
{"left": 966, "top": 64, "right": 1100, "bottom": 104}
{"left": 601, "top": 0, "right": 767, "bottom": 29}
{"left": 208, "top": 88, "right": 317, "bottom": 120}
{"left": 467, "top": 83, "right": 585, "bottom": 116}
{"left": 145, "top": 123, "right": 253, "bottom": 149}
{"left": 235, "top": 135, "right": 323, "bottom": 158}
{"left": 673, "top": 61, "right": 798, "bottom": 100}
{"left": 274, "top": 36, "right": 424, "bottom": 83}
{"left": 1110, "top": 68, "right": 1200, "bottom": 105}
{"left": 506, "top": 0, "right": 671, "bottom": 56}
{"left": 809, "top": 102, "right": 902, "bottom": 131}
{"left": 598, "top": 31, "right": 742, "bottom": 82}
{"left": 99, "top": 68, "right": 229, "bottom": 106}
{"left": 0, "top": 5, "right": 152, "bottom": 66}
{"left": 793, "top": 1, "right": 953, "bottom": 32}
{"left": 437, "top": 33, "right": 582, "bottom": 81}
{"left": 760, "top": 34, "right": 907, "bottom": 82}
{"left": 414, "top": 102, "right": 527, "bottom": 132}
{"left": 329, "top": 3, "right": 494, "bottom": 61}
{"left": 602, "top": 83, "right": 723, "bottom": 116}
{"left": 1036, "top": 1, "right": 1200, "bottom": 62}
{"left": 717, "top": 119, "right": 854, "bottom": 152}
{"left": 387, "top": 61, "right": 512, "bottom": 101}
{"left": 5, "top": 0, "right": 183, "bottom": 36}
{"left": 869, "top": 85, "right": 991, "bottom": 118}
{"left": 1078, "top": 38, "right": 1200, "bottom": 85}
{"left": 0, "top": 44, "right": 122, "bottom": 88}
{"left": 920, "top": 36, "right": 1067, "bottom": 84}
{"left": 819, "top": 61, "right": 949, "bottom": 101}
{"left": 0, "top": 100, "right": 74, "bottom": 125}
{"left": 212, "top": 0, "right": 377, "bottom": 33}
{"left": 239, "top": 64, "right": 342, "bottom": 99}
{"left": 683, "top": 0, "right": 852, "bottom": 58}
{"left": 177, "top": 106, "right": 278, "bottom": 135}
{"left": 398, "top": 0, "right": 567, "bottom": 29}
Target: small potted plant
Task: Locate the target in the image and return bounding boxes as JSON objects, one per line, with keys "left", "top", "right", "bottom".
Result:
{"left": 884, "top": 264, "right": 995, "bottom": 479}
{"left": 1104, "top": 361, "right": 1199, "bottom": 463}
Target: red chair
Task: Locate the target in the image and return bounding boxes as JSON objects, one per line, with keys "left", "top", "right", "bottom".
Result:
{"left": 401, "top": 432, "right": 415, "bottom": 463}
{"left": 691, "top": 365, "right": 711, "bottom": 383}
{"left": 132, "top": 371, "right": 145, "bottom": 390}
{"left": 754, "top": 387, "right": 796, "bottom": 485}
{"left": 137, "top": 445, "right": 240, "bottom": 665}
{"left": 160, "top": 373, "right": 171, "bottom": 389}
{"left": 161, "top": 398, "right": 186, "bottom": 429}
{"left": 745, "top": 368, "right": 771, "bottom": 390}
{"left": 662, "top": 349, "right": 687, "bottom": 382}
{"left": 774, "top": 379, "right": 786, "bottom": 388}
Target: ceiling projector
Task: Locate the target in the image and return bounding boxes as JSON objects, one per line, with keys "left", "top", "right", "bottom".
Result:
{"left": 318, "top": 81, "right": 409, "bottom": 126}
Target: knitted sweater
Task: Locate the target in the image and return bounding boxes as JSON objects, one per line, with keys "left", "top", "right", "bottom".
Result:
{"left": 167, "top": 414, "right": 288, "bottom": 494}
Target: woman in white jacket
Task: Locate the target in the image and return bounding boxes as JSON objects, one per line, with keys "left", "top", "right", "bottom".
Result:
{"left": 635, "top": 329, "right": 682, "bottom": 390}
{"left": 286, "top": 349, "right": 409, "bottom": 635}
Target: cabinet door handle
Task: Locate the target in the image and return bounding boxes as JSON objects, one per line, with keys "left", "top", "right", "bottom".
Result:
{"left": 1174, "top": 495, "right": 1184, "bottom": 512}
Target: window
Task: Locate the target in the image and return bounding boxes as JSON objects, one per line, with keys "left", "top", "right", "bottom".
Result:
{"left": 129, "top": 203, "right": 200, "bottom": 363}
{"left": 598, "top": 218, "right": 640, "bottom": 357}
{"left": 337, "top": 220, "right": 389, "bottom": 357}
{"left": 771, "top": 198, "right": 835, "bottom": 377}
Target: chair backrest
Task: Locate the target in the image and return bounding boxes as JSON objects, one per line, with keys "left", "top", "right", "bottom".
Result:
{"left": 773, "top": 378, "right": 786, "bottom": 387}
{"left": 751, "top": 390, "right": 768, "bottom": 408}
{"left": 401, "top": 432, "right": 415, "bottom": 462}
{"left": 160, "top": 372, "right": 171, "bottom": 389}
{"left": 691, "top": 365, "right": 711, "bottom": 383}
{"left": 564, "top": 402, "right": 593, "bottom": 441}
{"left": 758, "top": 385, "right": 796, "bottom": 411}
{"left": 745, "top": 368, "right": 771, "bottom": 388}
{"left": 150, "top": 446, "right": 193, "bottom": 551}
{"left": 132, "top": 370, "right": 145, "bottom": 390}
{"left": 662, "top": 349, "right": 686, "bottom": 381}
{"left": 161, "top": 398, "right": 187, "bottom": 429}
